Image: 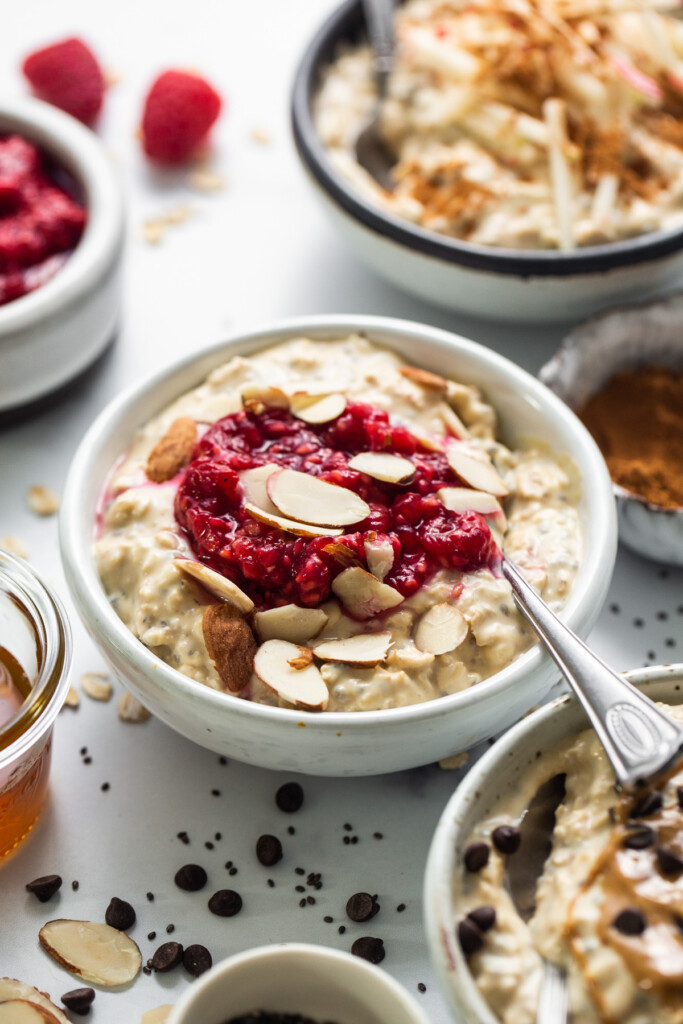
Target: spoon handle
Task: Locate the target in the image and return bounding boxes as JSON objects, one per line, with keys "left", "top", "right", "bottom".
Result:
{"left": 362, "top": 0, "right": 396, "bottom": 88}
{"left": 502, "top": 558, "right": 683, "bottom": 790}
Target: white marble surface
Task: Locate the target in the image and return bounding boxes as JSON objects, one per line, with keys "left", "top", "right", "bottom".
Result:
{"left": 1, "top": 2, "right": 682, "bottom": 1022}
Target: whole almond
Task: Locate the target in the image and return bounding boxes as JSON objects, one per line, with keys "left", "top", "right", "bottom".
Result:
{"left": 202, "top": 605, "right": 257, "bottom": 692}
{"left": 146, "top": 418, "right": 197, "bottom": 483}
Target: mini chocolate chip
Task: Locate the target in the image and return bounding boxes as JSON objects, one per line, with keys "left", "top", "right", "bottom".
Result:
{"left": 373, "top": 832, "right": 383, "bottom": 840}
{"left": 351, "top": 936, "right": 385, "bottom": 964}
{"left": 630, "top": 791, "right": 663, "bottom": 818}
{"left": 346, "top": 892, "right": 379, "bottom": 923}
{"left": 623, "top": 824, "right": 657, "bottom": 850}
{"left": 463, "top": 842, "right": 489, "bottom": 873}
{"left": 184, "top": 944, "right": 212, "bottom": 977}
{"left": 656, "top": 847, "right": 683, "bottom": 875}
{"left": 146, "top": 891, "right": 154, "bottom": 901}
{"left": 208, "top": 889, "right": 243, "bottom": 917}
{"left": 307, "top": 895, "right": 316, "bottom": 905}
{"left": 61, "top": 987, "right": 95, "bottom": 1015}
{"left": 338, "top": 925, "right": 346, "bottom": 934}
{"left": 299, "top": 898, "right": 307, "bottom": 907}
{"left": 105, "top": 896, "right": 136, "bottom": 931}
{"left": 324, "top": 916, "right": 333, "bottom": 923}
{"left": 101, "top": 782, "right": 110, "bottom": 791}
{"left": 256, "top": 834, "right": 283, "bottom": 867}
{"left": 418, "top": 983, "right": 427, "bottom": 993}
{"left": 174, "top": 864, "right": 207, "bottom": 892}
{"left": 396, "top": 903, "right": 406, "bottom": 912}
{"left": 613, "top": 908, "right": 646, "bottom": 935}
{"left": 492, "top": 826, "right": 521, "bottom": 855}
{"left": 147, "top": 931, "right": 156, "bottom": 941}
{"left": 205, "top": 842, "right": 214, "bottom": 850}
{"left": 287, "top": 826, "right": 296, "bottom": 835}
{"left": 351, "top": 836, "right": 358, "bottom": 844}
{"left": 151, "top": 941, "right": 184, "bottom": 972}
{"left": 26, "top": 874, "right": 62, "bottom": 902}
{"left": 71, "top": 880, "right": 79, "bottom": 891}
{"left": 267, "top": 879, "right": 275, "bottom": 888}
{"left": 295, "top": 885, "right": 305, "bottom": 893}
{"left": 229, "top": 867, "right": 238, "bottom": 876}
{"left": 295, "top": 867, "right": 305, "bottom": 875}
{"left": 343, "top": 823, "right": 353, "bottom": 831}
{"left": 276, "top": 782, "right": 304, "bottom": 813}
{"left": 458, "top": 918, "right": 484, "bottom": 956}
{"left": 166, "top": 924, "right": 175, "bottom": 934}
{"left": 467, "top": 906, "right": 496, "bottom": 933}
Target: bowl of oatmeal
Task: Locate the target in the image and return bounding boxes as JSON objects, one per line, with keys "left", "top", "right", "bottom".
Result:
{"left": 425, "top": 662, "right": 683, "bottom": 1024}
{"left": 292, "top": 0, "right": 683, "bottom": 323}
{"left": 60, "top": 315, "right": 616, "bottom": 776}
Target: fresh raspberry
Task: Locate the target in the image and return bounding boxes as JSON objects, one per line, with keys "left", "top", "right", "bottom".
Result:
{"left": 141, "top": 71, "right": 222, "bottom": 164}
{"left": 22, "top": 38, "right": 105, "bottom": 125}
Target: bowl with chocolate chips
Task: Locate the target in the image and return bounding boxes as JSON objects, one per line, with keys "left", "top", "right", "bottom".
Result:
{"left": 424, "top": 661, "right": 683, "bottom": 1024}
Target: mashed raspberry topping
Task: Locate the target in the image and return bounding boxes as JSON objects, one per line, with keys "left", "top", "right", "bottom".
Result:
{"left": 175, "top": 401, "right": 497, "bottom": 611}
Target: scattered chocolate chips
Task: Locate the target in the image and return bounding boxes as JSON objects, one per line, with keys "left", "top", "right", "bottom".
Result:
{"left": 338, "top": 925, "right": 346, "bottom": 934}
{"left": 61, "top": 987, "right": 95, "bottom": 1015}
{"left": 458, "top": 918, "right": 484, "bottom": 956}
{"left": 656, "top": 847, "right": 683, "bottom": 875}
{"left": 105, "top": 896, "right": 136, "bottom": 931}
{"left": 183, "top": 943, "right": 212, "bottom": 977}
{"left": 613, "top": 908, "right": 647, "bottom": 936}
{"left": 175, "top": 864, "right": 208, "bottom": 892}
{"left": 396, "top": 903, "right": 406, "bottom": 913}
{"left": 146, "top": 891, "right": 154, "bottom": 902}
{"left": 26, "top": 874, "right": 62, "bottom": 902}
{"left": 417, "top": 983, "right": 426, "bottom": 993}
{"left": 72, "top": 880, "right": 79, "bottom": 892}
{"left": 148, "top": 931, "right": 156, "bottom": 941}
{"left": 463, "top": 842, "right": 489, "bottom": 873}
{"left": 351, "top": 936, "right": 385, "bottom": 964}
{"left": 630, "top": 791, "right": 663, "bottom": 819}
{"left": 166, "top": 923, "right": 175, "bottom": 934}
{"left": 177, "top": 831, "right": 190, "bottom": 845}
{"left": 623, "top": 824, "right": 657, "bottom": 850}
{"left": 209, "top": 889, "right": 243, "bottom": 917}
{"left": 346, "top": 892, "right": 379, "bottom": 923}
{"left": 467, "top": 906, "right": 496, "bottom": 933}
{"left": 276, "top": 782, "right": 304, "bottom": 813}
{"left": 492, "top": 825, "right": 521, "bottom": 855}
{"left": 373, "top": 832, "right": 383, "bottom": 840}
{"left": 152, "top": 941, "right": 184, "bottom": 972}
{"left": 256, "top": 834, "right": 283, "bottom": 867}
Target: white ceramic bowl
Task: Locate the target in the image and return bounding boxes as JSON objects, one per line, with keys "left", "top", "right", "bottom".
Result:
{"left": 291, "top": 1, "right": 683, "bottom": 324}
{"left": 60, "top": 315, "right": 617, "bottom": 777}
{"left": 0, "top": 99, "right": 124, "bottom": 413}
{"left": 167, "top": 943, "right": 431, "bottom": 1024}
{"left": 424, "top": 663, "right": 683, "bottom": 1024}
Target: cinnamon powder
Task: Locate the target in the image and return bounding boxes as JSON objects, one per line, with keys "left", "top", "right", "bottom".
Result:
{"left": 578, "top": 366, "right": 683, "bottom": 509}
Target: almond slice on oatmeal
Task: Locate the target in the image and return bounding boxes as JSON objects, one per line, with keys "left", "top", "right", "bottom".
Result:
{"left": 399, "top": 366, "right": 449, "bottom": 391}
{"left": 314, "top": 631, "right": 392, "bottom": 666}
{"left": 0, "top": 982, "right": 68, "bottom": 1024}
{"left": 331, "top": 567, "right": 404, "bottom": 619}
{"left": 437, "top": 487, "right": 504, "bottom": 516}
{"left": 244, "top": 502, "right": 343, "bottom": 538}
{"left": 254, "top": 640, "right": 329, "bottom": 710}
{"left": 239, "top": 464, "right": 280, "bottom": 514}
{"left": 347, "top": 452, "right": 416, "bottom": 484}
{"left": 241, "top": 384, "right": 290, "bottom": 414}
{"left": 415, "top": 604, "right": 469, "bottom": 656}
{"left": 438, "top": 404, "right": 470, "bottom": 440}
{"left": 267, "top": 470, "right": 370, "bottom": 527}
{"left": 203, "top": 604, "right": 257, "bottom": 692}
{"left": 364, "top": 536, "right": 395, "bottom": 581}
{"left": 254, "top": 605, "right": 328, "bottom": 644}
{"left": 174, "top": 559, "right": 255, "bottom": 613}
{"left": 289, "top": 392, "right": 347, "bottom": 424}
{"left": 0, "top": 1000, "right": 61, "bottom": 1023}
{"left": 38, "top": 921, "right": 142, "bottom": 987}
{"left": 446, "top": 446, "right": 509, "bottom": 497}
{"left": 146, "top": 417, "right": 197, "bottom": 483}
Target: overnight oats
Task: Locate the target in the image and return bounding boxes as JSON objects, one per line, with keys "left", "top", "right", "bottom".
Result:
{"left": 314, "top": 0, "right": 683, "bottom": 250}
{"left": 95, "top": 335, "right": 580, "bottom": 713}
{"left": 456, "top": 705, "right": 683, "bottom": 1023}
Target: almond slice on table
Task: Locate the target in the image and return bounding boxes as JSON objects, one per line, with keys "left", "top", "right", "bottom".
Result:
{"left": 146, "top": 417, "right": 197, "bottom": 483}
{"left": 254, "top": 640, "right": 329, "bottom": 710}
{"left": 347, "top": 452, "right": 416, "bottom": 484}
{"left": 38, "top": 921, "right": 141, "bottom": 987}
{"left": 415, "top": 604, "right": 469, "bottom": 656}
{"left": 331, "top": 567, "right": 404, "bottom": 619}
{"left": 174, "top": 559, "right": 254, "bottom": 614}
{"left": 141, "top": 1008, "right": 174, "bottom": 1024}
{"left": 254, "top": 605, "right": 328, "bottom": 644}
{"left": 399, "top": 366, "right": 449, "bottom": 391}
{"left": 239, "top": 464, "right": 280, "bottom": 514}
{"left": 267, "top": 470, "right": 370, "bottom": 527}
{"left": 314, "top": 631, "right": 392, "bottom": 666}
{"left": 364, "top": 536, "right": 395, "bottom": 581}
{"left": 446, "top": 446, "right": 509, "bottom": 497}
{"left": 244, "top": 503, "right": 343, "bottom": 538}
{"left": 241, "top": 384, "right": 290, "bottom": 414}
{"left": 289, "top": 392, "right": 347, "bottom": 424}
{"left": 0, "top": 1001, "right": 61, "bottom": 1024}
{"left": 437, "top": 487, "right": 504, "bottom": 516}
{"left": 203, "top": 604, "right": 257, "bottom": 692}
{"left": 0, "top": 981, "right": 68, "bottom": 1024}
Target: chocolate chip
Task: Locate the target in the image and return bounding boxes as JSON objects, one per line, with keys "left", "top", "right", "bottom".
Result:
{"left": 151, "top": 941, "right": 184, "bottom": 972}
{"left": 71, "top": 881, "right": 79, "bottom": 891}
{"left": 623, "top": 824, "right": 657, "bottom": 850}
{"left": 346, "top": 892, "right": 379, "bottom": 923}
{"left": 61, "top": 988, "right": 95, "bottom": 1015}
{"left": 177, "top": 831, "right": 190, "bottom": 845}
{"left": 208, "top": 889, "right": 243, "bottom": 917}
{"left": 613, "top": 908, "right": 646, "bottom": 935}
{"left": 373, "top": 832, "right": 383, "bottom": 840}
{"left": 324, "top": 916, "right": 333, "bottom": 923}
{"left": 458, "top": 918, "right": 484, "bottom": 956}
{"left": 656, "top": 847, "right": 683, "bottom": 875}
{"left": 492, "top": 825, "right": 521, "bottom": 855}
{"left": 183, "top": 943, "right": 212, "bottom": 977}
{"left": 418, "top": 983, "right": 427, "bottom": 993}
{"left": 26, "top": 874, "right": 62, "bottom": 902}
{"left": 276, "top": 782, "right": 304, "bottom": 813}
{"left": 166, "top": 924, "right": 175, "bottom": 934}
{"left": 351, "top": 936, "right": 385, "bottom": 964}
{"left": 256, "top": 834, "right": 283, "bottom": 867}
{"left": 174, "top": 864, "right": 208, "bottom": 891}
{"left": 338, "top": 925, "right": 346, "bottom": 934}
{"left": 396, "top": 903, "right": 406, "bottom": 912}
{"left": 467, "top": 906, "right": 496, "bottom": 933}
{"left": 146, "top": 891, "right": 154, "bottom": 902}
{"left": 105, "top": 896, "right": 136, "bottom": 931}
{"left": 630, "top": 791, "right": 663, "bottom": 819}
{"left": 147, "top": 931, "right": 156, "bottom": 941}
{"left": 463, "top": 842, "right": 489, "bottom": 873}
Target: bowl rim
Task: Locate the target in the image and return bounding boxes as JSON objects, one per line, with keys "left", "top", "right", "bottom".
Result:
{"left": 59, "top": 313, "right": 617, "bottom": 734}
{"left": 423, "top": 661, "right": 683, "bottom": 1024}
{"left": 291, "top": 0, "right": 683, "bottom": 279}
{"left": 0, "top": 97, "right": 124, "bottom": 336}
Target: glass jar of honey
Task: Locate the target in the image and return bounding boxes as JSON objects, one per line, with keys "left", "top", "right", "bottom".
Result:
{"left": 0, "top": 549, "right": 71, "bottom": 857}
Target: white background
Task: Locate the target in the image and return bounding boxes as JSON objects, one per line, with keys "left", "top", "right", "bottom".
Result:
{"left": 1, "top": 2, "right": 682, "bottom": 1021}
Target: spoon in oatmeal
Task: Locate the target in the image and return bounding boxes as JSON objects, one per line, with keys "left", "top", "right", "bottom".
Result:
{"left": 354, "top": 0, "right": 397, "bottom": 190}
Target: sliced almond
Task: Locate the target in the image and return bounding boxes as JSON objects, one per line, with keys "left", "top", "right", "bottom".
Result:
{"left": 331, "top": 567, "right": 404, "bottom": 619}
{"left": 0, "top": 983, "right": 67, "bottom": 1024}
{"left": 254, "top": 640, "right": 328, "bottom": 710}
{"left": 0, "top": 1001, "right": 61, "bottom": 1023}
{"left": 438, "top": 404, "right": 470, "bottom": 440}
{"left": 314, "top": 631, "right": 392, "bottom": 666}
{"left": 117, "top": 692, "right": 150, "bottom": 723}
{"left": 146, "top": 417, "right": 197, "bottom": 483}
{"left": 267, "top": 470, "right": 370, "bottom": 527}
{"left": 409, "top": 426, "right": 445, "bottom": 453}
{"left": 348, "top": 452, "right": 416, "bottom": 484}
{"left": 399, "top": 366, "right": 449, "bottom": 391}
{"left": 239, "top": 465, "right": 280, "bottom": 514}
{"left": 289, "top": 392, "right": 346, "bottom": 424}
{"left": 446, "top": 446, "right": 509, "bottom": 497}
{"left": 437, "top": 487, "right": 504, "bottom": 516}
{"left": 81, "top": 673, "right": 113, "bottom": 702}
{"left": 241, "top": 384, "right": 289, "bottom": 415}
{"left": 244, "top": 503, "right": 343, "bottom": 538}
{"left": 415, "top": 603, "right": 469, "bottom": 655}
{"left": 254, "top": 605, "right": 328, "bottom": 644}
{"left": 364, "top": 536, "right": 395, "bottom": 581}
{"left": 141, "top": 1008, "right": 174, "bottom": 1024}
{"left": 38, "top": 920, "right": 142, "bottom": 987}
{"left": 174, "top": 559, "right": 254, "bottom": 614}
{"left": 203, "top": 604, "right": 257, "bottom": 692}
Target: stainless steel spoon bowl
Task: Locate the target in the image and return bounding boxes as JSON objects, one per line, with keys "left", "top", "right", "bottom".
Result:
{"left": 354, "top": 0, "right": 397, "bottom": 189}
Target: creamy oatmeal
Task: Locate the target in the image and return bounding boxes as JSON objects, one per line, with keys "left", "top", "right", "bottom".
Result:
{"left": 96, "top": 335, "right": 580, "bottom": 713}
{"left": 315, "top": 0, "right": 683, "bottom": 250}
{"left": 457, "top": 704, "right": 683, "bottom": 1023}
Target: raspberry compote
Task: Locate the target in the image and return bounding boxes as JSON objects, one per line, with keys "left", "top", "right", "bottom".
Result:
{"left": 175, "top": 402, "right": 498, "bottom": 611}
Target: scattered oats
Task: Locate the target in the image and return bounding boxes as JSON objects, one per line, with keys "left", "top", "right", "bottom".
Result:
{"left": 63, "top": 686, "right": 80, "bottom": 709}
{"left": 163, "top": 204, "right": 192, "bottom": 225}
{"left": 141, "top": 1008, "right": 174, "bottom": 1024}
{"left": 250, "top": 126, "right": 271, "bottom": 145}
{"left": 143, "top": 206, "right": 193, "bottom": 245}
{"left": 1, "top": 535, "right": 27, "bottom": 558}
{"left": 143, "top": 220, "right": 165, "bottom": 245}
{"left": 188, "top": 168, "right": 224, "bottom": 192}
{"left": 439, "top": 751, "right": 469, "bottom": 771}
{"left": 118, "top": 692, "right": 150, "bottom": 723}
{"left": 104, "top": 67, "right": 122, "bottom": 87}
{"left": 81, "top": 673, "right": 113, "bottom": 702}
{"left": 27, "top": 485, "right": 59, "bottom": 516}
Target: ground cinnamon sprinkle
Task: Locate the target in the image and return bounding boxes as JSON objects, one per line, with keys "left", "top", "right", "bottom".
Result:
{"left": 578, "top": 366, "right": 683, "bottom": 510}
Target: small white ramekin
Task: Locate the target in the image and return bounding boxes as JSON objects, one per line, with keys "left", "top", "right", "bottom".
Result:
{"left": 0, "top": 98, "right": 124, "bottom": 413}
{"left": 167, "top": 943, "right": 431, "bottom": 1024}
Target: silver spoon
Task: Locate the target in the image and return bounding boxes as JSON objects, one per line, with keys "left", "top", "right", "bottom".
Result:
{"left": 355, "top": 0, "right": 397, "bottom": 190}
